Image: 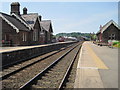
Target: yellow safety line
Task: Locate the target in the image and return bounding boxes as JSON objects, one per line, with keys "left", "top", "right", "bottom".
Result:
{"left": 86, "top": 44, "right": 109, "bottom": 69}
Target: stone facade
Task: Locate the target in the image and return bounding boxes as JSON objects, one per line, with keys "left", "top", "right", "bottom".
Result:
{"left": 0, "top": 2, "right": 53, "bottom": 46}
{"left": 96, "top": 20, "right": 120, "bottom": 43}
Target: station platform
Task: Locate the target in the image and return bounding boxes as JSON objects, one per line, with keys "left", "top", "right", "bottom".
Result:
{"left": 0, "top": 41, "right": 74, "bottom": 53}
{"left": 0, "top": 44, "right": 47, "bottom": 53}
{"left": 74, "top": 41, "right": 118, "bottom": 88}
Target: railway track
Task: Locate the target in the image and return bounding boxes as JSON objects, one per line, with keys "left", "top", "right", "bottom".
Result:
{"left": 1, "top": 43, "right": 75, "bottom": 80}
{"left": 2, "top": 42, "right": 82, "bottom": 89}
{"left": 20, "top": 42, "right": 82, "bottom": 89}
{"left": 63, "top": 45, "right": 80, "bottom": 88}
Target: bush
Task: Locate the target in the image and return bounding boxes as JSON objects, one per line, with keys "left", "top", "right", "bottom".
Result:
{"left": 113, "top": 42, "right": 119, "bottom": 45}
{"left": 113, "top": 41, "right": 120, "bottom": 48}
{"left": 118, "top": 43, "right": 120, "bottom": 48}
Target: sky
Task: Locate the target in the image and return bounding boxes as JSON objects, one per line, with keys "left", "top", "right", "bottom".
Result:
{"left": 0, "top": 1, "right": 119, "bottom": 35}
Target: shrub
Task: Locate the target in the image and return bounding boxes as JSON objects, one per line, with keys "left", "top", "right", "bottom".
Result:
{"left": 113, "top": 41, "right": 120, "bottom": 48}
{"left": 113, "top": 42, "right": 119, "bottom": 45}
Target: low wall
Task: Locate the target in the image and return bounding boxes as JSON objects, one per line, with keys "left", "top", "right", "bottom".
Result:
{"left": 1, "top": 41, "right": 77, "bottom": 67}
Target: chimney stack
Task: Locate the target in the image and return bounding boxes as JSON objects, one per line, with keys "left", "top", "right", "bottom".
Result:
{"left": 10, "top": 2, "right": 20, "bottom": 15}
{"left": 39, "top": 15, "right": 42, "bottom": 21}
{"left": 23, "top": 7, "right": 27, "bottom": 15}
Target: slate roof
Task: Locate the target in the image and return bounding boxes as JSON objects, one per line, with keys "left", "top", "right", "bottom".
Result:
{"left": 40, "top": 20, "right": 53, "bottom": 32}
{"left": 11, "top": 13, "right": 31, "bottom": 30}
{"left": 1, "top": 11, "right": 53, "bottom": 34}
{"left": 96, "top": 20, "right": 120, "bottom": 35}
{"left": 0, "top": 12, "right": 29, "bottom": 33}
{"left": 21, "top": 13, "right": 39, "bottom": 28}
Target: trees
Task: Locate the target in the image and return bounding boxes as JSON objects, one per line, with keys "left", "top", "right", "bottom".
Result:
{"left": 56, "top": 32, "right": 91, "bottom": 39}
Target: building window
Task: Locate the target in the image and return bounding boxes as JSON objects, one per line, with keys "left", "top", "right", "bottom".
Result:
{"left": 23, "top": 32, "right": 27, "bottom": 41}
{"left": 109, "top": 34, "right": 115, "bottom": 40}
{"left": 33, "top": 31, "right": 35, "bottom": 41}
{"left": 33, "top": 31, "right": 37, "bottom": 41}
{"left": 33, "top": 31, "right": 36, "bottom": 41}
{"left": 4, "top": 34, "right": 9, "bottom": 41}
{"left": 36, "top": 30, "right": 38, "bottom": 41}
{"left": 27, "top": 21, "right": 34, "bottom": 24}
{"left": 109, "top": 36, "right": 111, "bottom": 40}
{"left": 112, "top": 34, "right": 115, "bottom": 40}
{"left": 33, "top": 30, "right": 38, "bottom": 41}
{"left": 5, "top": 34, "right": 7, "bottom": 41}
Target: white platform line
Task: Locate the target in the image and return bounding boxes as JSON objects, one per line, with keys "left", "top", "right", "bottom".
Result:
{"left": 77, "top": 44, "right": 83, "bottom": 68}
{"left": 78, "top": 67, "right": 98, "bottom": 69}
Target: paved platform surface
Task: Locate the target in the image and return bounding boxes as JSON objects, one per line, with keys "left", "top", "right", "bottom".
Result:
{"left": 0, "top": 41, "right": 74, "bottom": 53}
{"left": 0, "top": 45, "right": 46, "bottom": 53}
{"left": 74, "top": 41, "right": 118, "bottom": 88}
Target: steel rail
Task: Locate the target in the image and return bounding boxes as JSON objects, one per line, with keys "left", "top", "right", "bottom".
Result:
{"left": 19, "top": 43, "right": 80, "bottom": 90}
{"left": 1, "top": 43, "right": 76, "bottom": 80}
{"left": 58, "top": 44, "right": 81, "bottom": 90}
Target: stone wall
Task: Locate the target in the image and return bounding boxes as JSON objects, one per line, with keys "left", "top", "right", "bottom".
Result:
{"left": 2, "top": 41, "right": 77, "bottom": 67}
{"left": 102, "top": 24, "right": 120, "bottom": 43}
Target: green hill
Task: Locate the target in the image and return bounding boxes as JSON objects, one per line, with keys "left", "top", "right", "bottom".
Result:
{"left": 55, "top": 32, "right": 91, "bottom": 39}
